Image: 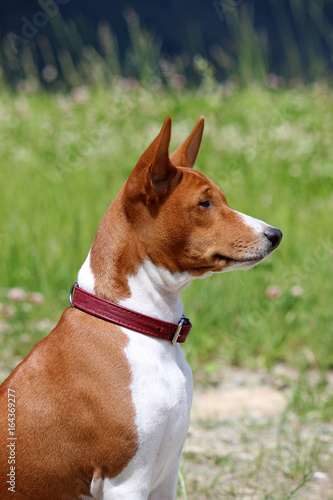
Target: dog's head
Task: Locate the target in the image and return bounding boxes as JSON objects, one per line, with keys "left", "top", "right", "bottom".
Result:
{"left": 122, "top": 116, "right": 282, "bottom": 278}
{"left": 84, "top": 117, "right": 282, "bottom": 302}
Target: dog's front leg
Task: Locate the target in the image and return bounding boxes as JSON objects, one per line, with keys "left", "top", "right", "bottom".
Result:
{"left": 147, "top": 461, "right": 181, "bottom": 500}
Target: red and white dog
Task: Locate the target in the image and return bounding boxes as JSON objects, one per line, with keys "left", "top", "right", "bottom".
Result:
{"left": 0, "top": 117, "right": 282, "bottom": 499}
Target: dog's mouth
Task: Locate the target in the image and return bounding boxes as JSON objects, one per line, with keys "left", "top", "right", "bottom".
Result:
{"left": 213, "top": 253, "right": 264, "bottom": 264}
{"left": 191, "top": 253, "right": 265, "bottom": 276}
{"left": 212, "top": 253, "right": 268, "bottom": 272}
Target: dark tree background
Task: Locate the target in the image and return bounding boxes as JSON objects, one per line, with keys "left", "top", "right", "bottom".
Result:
{"left": 1, "top": 0, "right": 332, "bottom": 87}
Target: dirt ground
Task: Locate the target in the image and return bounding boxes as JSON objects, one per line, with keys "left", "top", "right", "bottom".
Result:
{"left": 180, "top": 365, "right": 333, "bottom": 500}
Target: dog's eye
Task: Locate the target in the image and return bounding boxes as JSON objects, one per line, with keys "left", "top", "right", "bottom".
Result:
{"left": 198, "top": 200, "right": 211, "bottom": 208}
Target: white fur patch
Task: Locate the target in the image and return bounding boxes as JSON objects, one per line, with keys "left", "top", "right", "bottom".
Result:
{"left": 77, "top": 250, "right": 95, "bottom": 293}
{"left": 120, "top": 260, "right": 193, "bottom": 323}
{"left": 99, "top": 329, "right": 192, "bottom": 498}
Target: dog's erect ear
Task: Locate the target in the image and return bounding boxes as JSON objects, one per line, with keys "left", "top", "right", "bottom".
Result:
{"left": 147, "top": 116, "right": 174, "bottom": 187}
{"left": 170, "top": 117, "right": 205, "bottom": 168}
{"left": 126, "top": 116, "right": 178, "bottom": 205}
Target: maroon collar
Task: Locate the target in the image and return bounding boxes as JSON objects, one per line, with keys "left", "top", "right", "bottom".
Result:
{"left": 69, "top": 283, "right": 192, "bottom": 344}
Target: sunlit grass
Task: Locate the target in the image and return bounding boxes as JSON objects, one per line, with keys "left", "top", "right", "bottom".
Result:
{"left": 0, "top": 83, "right": 332, "bottom": 378}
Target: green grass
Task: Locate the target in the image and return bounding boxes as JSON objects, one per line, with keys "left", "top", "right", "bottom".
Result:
{"left": 0, "top": 82, "right": 332, "bottom": 379}
{"left": 178, "top": 411, "right": 333, "bottom": 499}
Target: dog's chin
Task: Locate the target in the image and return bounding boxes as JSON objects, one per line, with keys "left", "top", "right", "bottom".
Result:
{"left": 225, "top": 257, "right": 265, "bottom": 272}
{"left": 192, "top": 253, "right": 267, "bottom": 277}
{"left": 213, "top": 254, "right": 266, "bottom": 273}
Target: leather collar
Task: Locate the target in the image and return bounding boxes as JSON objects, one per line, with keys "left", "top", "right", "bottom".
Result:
{"left": 69, "top": 283, "right": 192, "bottom": 344}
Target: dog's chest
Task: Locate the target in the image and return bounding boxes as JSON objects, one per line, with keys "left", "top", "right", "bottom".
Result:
{"left": 123, "top": 328, "right": 193, "bottom": 478}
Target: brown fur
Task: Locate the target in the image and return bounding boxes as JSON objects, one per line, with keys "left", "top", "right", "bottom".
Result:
{"left": 0, "top": 309, "right": 137, "bottom": 499}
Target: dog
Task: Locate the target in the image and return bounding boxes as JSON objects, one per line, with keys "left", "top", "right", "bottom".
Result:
{"left": 0, "top": 117, "right": 282, "bottom": 499}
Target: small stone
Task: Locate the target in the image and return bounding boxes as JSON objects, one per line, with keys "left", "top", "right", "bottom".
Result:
{"left": 312, "top": 471, "right": 328, "bottom": 482}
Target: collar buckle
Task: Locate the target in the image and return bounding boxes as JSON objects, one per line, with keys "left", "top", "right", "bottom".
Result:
{"left": 171, "top": 316, "right": 188, "bottom": 345}
{"left": 69, "top": 281, "right": 78, "bottom": 306}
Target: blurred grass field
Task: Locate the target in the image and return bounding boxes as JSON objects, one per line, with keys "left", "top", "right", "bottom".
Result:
{"left": 0, "top": 82, "right": 332, "bottom": 384}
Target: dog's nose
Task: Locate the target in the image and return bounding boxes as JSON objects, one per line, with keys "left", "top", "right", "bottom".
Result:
{"left": 264, "top": 227, "right": 283, "bottom": 249}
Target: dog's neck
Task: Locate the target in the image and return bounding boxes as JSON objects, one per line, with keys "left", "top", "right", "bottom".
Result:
{"left": 77, "top": 198, "right": 194, "bottom": 324}
{"left": 120, "top": 261, "right": 193, "bottom": 323}
{"left": 78, "top": 253, "right": 192, "bottom": 324}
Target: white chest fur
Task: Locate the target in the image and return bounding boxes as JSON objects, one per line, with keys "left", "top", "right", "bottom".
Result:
{"left": 111, "top": 262, "right": 194, "bottom": 497}
{"left": 125, "top": 329, "right": 193, "bottom": 493}
{"left": 90, "top": 332, "right": 193, "bottom": 500}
